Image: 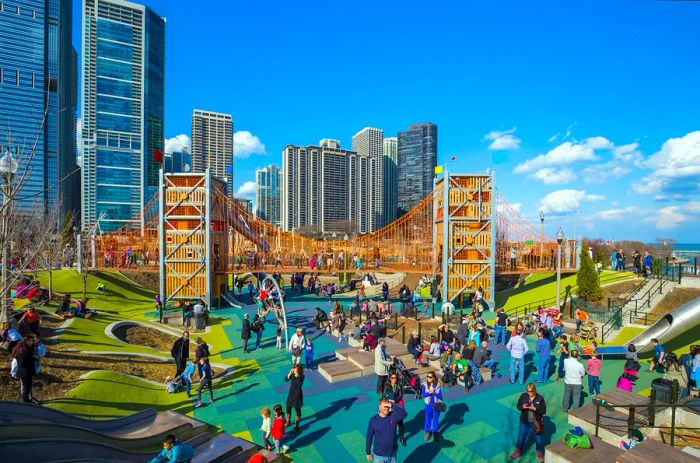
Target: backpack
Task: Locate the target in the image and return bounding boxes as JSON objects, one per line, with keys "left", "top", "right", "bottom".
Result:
{"left": 563, "top": 431, "right": 592, "bottom": 449}
{"left": 251, "top": 320, "right": 262, "bottom": 333}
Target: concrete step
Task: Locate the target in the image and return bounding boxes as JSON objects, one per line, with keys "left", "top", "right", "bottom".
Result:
{"left": 318, "top": 360, "right": 363, "bottom": 383}
{"left": 345, "top": 350, "right": 376, "bottom": 375}
{"left": 192, "top": 433, "right": 257, "bottom": 463}
{"left": 545, "top": 434, "right": 623, "bottom": 463}
{"left": 615, "top": 438, "right": 700, "bottom": 463}
{"left": 568, "top": 403, "right": 649, "bottom": 446}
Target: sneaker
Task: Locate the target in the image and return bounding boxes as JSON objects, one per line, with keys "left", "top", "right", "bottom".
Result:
{"left": 194, "top": 401, "right": 203, "bottom": 408}
{"left": 536, "top": 450, "right": 544, "bottom": 463}
{"left": 509, "top": 449, "right": 522, "bottom": 460}
{"left": 281, "top": 445, "right": 290, "bottom": 453}
{"left": 424, "top": 432, "right": 431, "bottom": 442}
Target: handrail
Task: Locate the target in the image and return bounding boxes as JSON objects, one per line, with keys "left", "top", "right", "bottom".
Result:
{"left": 600, "top": 305, "right": 622, "bottom": 344}
{"left": 593, "top": 382, "right": 696, "bottom": 448}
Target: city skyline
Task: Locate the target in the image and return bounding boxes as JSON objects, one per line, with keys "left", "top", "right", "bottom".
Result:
{"left": 64, "top": 0, "right": 700, "bottom": 241}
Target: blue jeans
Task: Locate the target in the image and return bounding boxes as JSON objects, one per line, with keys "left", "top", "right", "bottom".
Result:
{"left": 558, "top": 355, "right": 566, "bottom": 379}
{"left": 538, "top": 356, "right": 550, "bottom": 382}
{"left": 424, "top": 405, "right": 440, "bottom": 432}
{"left": 373, "top": 454, "right": 397, "bottom": 463}
{"left": 483, "top": 359, "right": 497, "bottom": 370}
{"left": 469, "top": 360, "right": 482, "bottom": 384}
{"left": 183, "top": 378, "right": 191, "bottom": 396}
{"left": 255, "top": 331, "right": 263, "bottom": 349}
{"left": 552, "top": 326, "right": 564, "bottom": 339}
{"left": 305, "top": 355, "right": 314, "bottom": 370}
{"left": 495, "top": 325, "right": 506, "bottom": 345}
{"left": 588, "top": 375, "right": 601, "bottom": 396}
{"left": 516, "top": 421, "right": 545, "bottom": 452}
{"left": 510, "top": 356, "right": 525, "bottom": 384}
{"left": 407, "top": 347, "right": 421, "bottom": 360}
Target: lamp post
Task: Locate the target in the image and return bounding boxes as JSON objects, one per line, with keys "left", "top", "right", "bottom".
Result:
{"left": 556, "top": 227, "right": 564, "bottom": 309}
{"left": 0, "top": 148, "right": 18, "bottom": 323}
{"left": 539, "top": 210, "right": 545, "bottom": 267}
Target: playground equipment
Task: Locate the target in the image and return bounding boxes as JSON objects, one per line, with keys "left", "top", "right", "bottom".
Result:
{"left": 596, "top": 296, "right": 700, "bottom": 357}
{"left": 93, "top": 170, "right": 578, "bottom": 309}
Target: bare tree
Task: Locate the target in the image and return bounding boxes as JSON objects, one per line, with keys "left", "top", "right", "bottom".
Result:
{"left": 77, "top": 232, "right": 95, "bottom": 301}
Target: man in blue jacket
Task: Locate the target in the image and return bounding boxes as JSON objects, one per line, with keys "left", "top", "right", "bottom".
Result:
{"left": 148, "top": 434, "right": 194, "bottom": 463}
{"left": 365, "top": 397, "right": 408, "bottom": 462}
{"left": 535, "top": 329, "right": 552, "bottom": 383}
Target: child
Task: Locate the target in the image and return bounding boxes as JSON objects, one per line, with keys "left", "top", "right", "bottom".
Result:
{"left": 586, "top": 352, "right": 602, "bottom": 398}
{"left": 616, "top": 370, "right": 637, "bottom": 392}
{"left": 165, "top": 375, "right": 181, "bottom": 393}
{"left": 181, "top": 360, "right": 196, "bottom": 398}
{"left": 260, "top": 407, "right": 273, "bottom": 450}
{"left": 305, "top": 337, "right": 314, "bottom": 370}
{"left": 96, "top": 281, "right": 106, "bottom": 292}
{"left": 619, "top": 429, "right": 644, "bottom": 450}
{"left": 270, "top": 404, "right": 287, "bottom": 454}
{"left": 276, "top": 326, "right": 283, "bottom": 349}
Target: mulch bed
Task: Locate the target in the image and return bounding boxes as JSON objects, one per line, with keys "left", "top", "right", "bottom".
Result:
{"left": 113, "top": 325, "right": 176, "bottom": 353}
{"left": 651, "top": 287, "right": 700, "bottom": 317}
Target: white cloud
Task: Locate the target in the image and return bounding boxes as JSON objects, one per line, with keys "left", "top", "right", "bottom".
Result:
{"left": 547, "top": 133, "right": 559, "bottom": 143}
{"left": 595, "top": 206, "right": 639, "bottom": 221}
{"left": 635, "top": 131, "right": 700, "bottom": 196}
{"left": 234, "top": 131, "right": 266, "bottom": 158}
{"left": 613, "top": 142, "right": 643, "bottom": 166}
{"left": 645, "top": 206, "right": 687, "bottom": 230}
{"left": 164, "top": 134, "right": 191, "bottom": 154}
{"left": 539, "top": 189, "right": 604, "bottom": 214}
{"left": 533, "top": 167, "right": 575, "bottom": 185}
{"left": 514, "top": 137, "right": 609, "bottom": 174}
{"left": 582, "top": 161, "right": 632, "bottom": 183}
{"left": 484, "top": 128, "right": 521, "bottom": 151}
{"left": 235, "top": 181, "right": 256, "bottom": 199}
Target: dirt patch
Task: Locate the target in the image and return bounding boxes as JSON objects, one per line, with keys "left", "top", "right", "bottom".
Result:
{"left": 601, "top": 279, "right": 642, "bottom": 305}
{"left": 386, "top": 316, "right": 442, "bottom": 344}
{"left": 652, "top": 287, "right": 700, "bottom": 317}
{"left": 119, "top": 270, "right": 159, "bottom": 293}
{"left": 113, "top": 325, "right": 176, "bottom": 353}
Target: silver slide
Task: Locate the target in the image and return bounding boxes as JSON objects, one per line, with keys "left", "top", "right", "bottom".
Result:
{"left": 596, "top": 296, "right": 700, "bottom": 357}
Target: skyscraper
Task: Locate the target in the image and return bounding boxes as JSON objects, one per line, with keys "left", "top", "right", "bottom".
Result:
{"left": 255, "top": 164, "right": 282, "bottom": 227}
{"left": 397, "top": 122, "right": 437, "bottom": 216}
{"left": 191, "top": 110, "right": 233, "bottom": 196}
{"left": 282, "top": 140, "right": 360, "bottom": 234}
{"left": 351, "top": 127, "right": 383, "bottom": 231}
{"left": 0, "top": 0, "right": 77, "bottom": 218}
{"left": 81, "top": 0, "right": 165, "bottom": 232}
{"left": 383, "top": 137, "right": 398, "bottom": 225}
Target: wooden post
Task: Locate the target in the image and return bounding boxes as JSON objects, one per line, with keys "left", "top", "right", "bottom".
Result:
{"left": 627, "top": 407, "right": 635, "bottom": 439}
{"left": 418, "top": 321, "right": 422, "bottom": 341}
{"left": 402, "top": 325, "right": 406, "bottom": 344}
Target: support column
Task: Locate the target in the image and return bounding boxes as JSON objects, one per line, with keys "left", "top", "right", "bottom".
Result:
{"left": 158, "top": 168, "right": 165, "bottom": 312}
{"left": 489, "top": 169, "right": 497, "bottom": 308}
{"left": 441, "top": 171, "right": 450, "bottom": 303}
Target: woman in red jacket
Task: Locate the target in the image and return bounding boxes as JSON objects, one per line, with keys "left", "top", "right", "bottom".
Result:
{"left": 509, "top": 383, "right": 547, "bottom": 463}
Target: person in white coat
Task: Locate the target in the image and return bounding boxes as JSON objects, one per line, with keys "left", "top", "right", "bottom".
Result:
{"left": 288, "top": 327, "right": 306, "bottom": 365}
{"left": 374, "top": 338, "right": 394, "bottom": 395}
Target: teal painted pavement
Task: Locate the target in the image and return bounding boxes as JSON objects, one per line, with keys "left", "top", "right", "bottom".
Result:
{"left": 190, "top": 292, "right": 659, "bottom": 462}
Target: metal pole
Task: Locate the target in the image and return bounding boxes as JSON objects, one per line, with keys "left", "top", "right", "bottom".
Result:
{"left": 489, "top": 170, "right": 497, "bottom": 308}
{"left": 1, "top": 182, "right": 8, "bottom": 323}
{"left": 158, "top": 169, "right": 166, "bottom": 317}
{"left": 556, "top": 244, "right": 562, "bottom": 309}
{"left": 540, "top": 217, "right": 544, "bottom": 268}
{"left": 205, "top": 170, "right": 212, "bottom": 309}
{"left": 441, "top": 171, "right": 450, "bottom": 305}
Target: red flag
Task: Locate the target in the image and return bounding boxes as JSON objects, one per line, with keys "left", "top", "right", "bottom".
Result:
{"left": 450, "top": 155, "right": 456, "bottom": 161}
{"left": 153, "top": 148, "right": 163, "bottom": 163}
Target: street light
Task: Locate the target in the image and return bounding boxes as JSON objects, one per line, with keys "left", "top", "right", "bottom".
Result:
{"left": 539, "top": 210, "right": 545, "bottom": 267}
{"left": 0, "top": 148, "right": 18, "bottom": 323}
{"left": 556, "top": 227, "right": 564, "bottom": 310}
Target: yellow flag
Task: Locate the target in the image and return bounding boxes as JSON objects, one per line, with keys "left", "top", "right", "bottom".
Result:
{"left": 434, "top": 165, "right": 444, "bottom": 174}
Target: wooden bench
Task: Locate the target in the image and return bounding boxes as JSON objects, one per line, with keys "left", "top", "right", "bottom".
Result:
{"left": 615, "top": 438, "right": 700, "bottom": 463}
{"left": 545, "top": 434, "right": 623, "bottom": 463}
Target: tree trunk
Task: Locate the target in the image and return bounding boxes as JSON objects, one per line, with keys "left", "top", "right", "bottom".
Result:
{"left": 48, "top": 266, "right": 53, "bottom": 299}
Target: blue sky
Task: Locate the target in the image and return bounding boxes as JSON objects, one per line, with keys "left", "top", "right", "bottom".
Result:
{"left": 73, "top": 0, "right": 700, "bottom": 242}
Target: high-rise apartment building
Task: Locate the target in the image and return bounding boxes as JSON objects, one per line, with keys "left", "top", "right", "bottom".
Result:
{"left": 282, "top": 140, "right": 362, "bottom": 234}
{"left": 351, "top": 127, "right": 383, "bottom": 231}
{"left": 0, "top": 0, "right": 77, "bottom": 218}
{"left": 383, "top": 137, "right": 398, "bottom": 225}
{"left": 397, "top": 122, "right": 437, "bottom": 216}
{"left": 255, "top": 164, "right": 282, "bottom": 227}
{"left": 191, "top": 110, "right": 233, "bottom": 195}
{"left": 81, "top": 0, "right": 165, "bottom": 231}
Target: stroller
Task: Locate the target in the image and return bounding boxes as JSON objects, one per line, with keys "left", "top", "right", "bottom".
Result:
{"left": 523, "top": 312, "right": 540, "bottom": 336}
{"left": 390, "top": 358, "right": 421, "bottom": 398}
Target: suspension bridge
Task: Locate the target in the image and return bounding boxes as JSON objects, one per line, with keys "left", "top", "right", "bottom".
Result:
{"left": 92, "top": 170, "right": 578, "bottom": 309}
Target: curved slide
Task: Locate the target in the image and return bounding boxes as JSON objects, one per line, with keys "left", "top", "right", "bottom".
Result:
{"left": 597, "top": 296, "right": 700, "bottom": 357}
{"left": 221, "top": 291, "right": 245, "bottom": 308}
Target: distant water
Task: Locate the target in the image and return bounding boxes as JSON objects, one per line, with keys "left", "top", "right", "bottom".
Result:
{"left": 675, "top": 243, "right": 700, "bottom": 251}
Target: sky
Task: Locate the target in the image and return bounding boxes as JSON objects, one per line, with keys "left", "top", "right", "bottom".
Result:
{"left": 72, "top": 0, "right": 700, "bottom": 242}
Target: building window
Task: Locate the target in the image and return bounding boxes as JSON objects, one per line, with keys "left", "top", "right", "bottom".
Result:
{"left": 0, "top": 68, "right": 3, "bottom": 84}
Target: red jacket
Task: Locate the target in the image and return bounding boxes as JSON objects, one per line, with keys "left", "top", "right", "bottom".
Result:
{"left": 271, "top": 416, "right": 286, "bottom": 440}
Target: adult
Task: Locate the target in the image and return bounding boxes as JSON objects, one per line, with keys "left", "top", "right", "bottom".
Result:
{"left": 563, "top": 350, "right": 586, "bottom": 410}
{"left": 452, "top": 352, "right": 471, "bottom": 391}
{"left": 535, "top": 330, "right": 551, "bottom": 383}
{"left": 494, "top": 308, "right": 509, "bottom": 345}
{"left": 406, "top": 330, "right": 421, "bottom": 364}
{"left": 456, "top": 318, "right": 469, "bottom": 349}
{"left": 0, "top": 321, "right": 22, "bottom": 353}
{"left": 509, "top": 383, "right": 547, "bottom": 462}
{"left": 507, "top": 330, "right": 529, "bottom": 384}
{"left": 170, "top": 331, "right": 190, "bottom": 379}
{"left": 664, "top": 352, "right": 689, "bottom": 397}
{"left": 13, "top": 335, "right": 39, "bottom": 404}
{"left": 194, "top": 337, "right": 210, "bottom": 377}
{"left": 56, "top": 293, "right": 72, "bottom": 318}
{"left": 474, "top": 340, "right": 497, "bottom": 371}
{"left": 288, "top": 327, "right": 306, "bottom": 365}
{"left": 383, "top": 373, "right": 406, "bottom": 446}
{"left": 365, "top": 397, "right": 408, "bottom": 463}
{"left": 241, "top": 314, "right": 252, "bottom": 353}
{"left": 381, "top": 281, "right": 389, "bottom": 301}
{"left": 193, "top": 299, "right": 206, "bottom": 330}
{"left": 314, "top": 307, "right": 330, "bottom": 331}
{"left": 642, "top": 251, "right": 653, "bottom": 277}
{"left": 574, "top": 308, "right": 589, "bottom": 332}
{"left": 424, "top": 337, "right": 442, "bottom": 362}
{"left": 285, "top": 364, "right": 305, "bottom": 432}
{"left": 252, "top": 314, "right": 265, "bottom": 350}
{"left": 421, "top": 372, "right": 443, "bottom": 442}
{"left": 557, "top": 335, "right": 570, "bottom": 382}
{"left": 374, "top": 338, "right": 393, "bottom": 395}
{"left": 147, "top": 434, "right": 194, "bottom": 463}
{"left": 648, "top": 338, "right": 666, "bottom": 373}
{"left": 551, "top": 310, "right": 564, "bottom": 339}
{"left": 439, "top": 324, "right": 457, "bottom": 349}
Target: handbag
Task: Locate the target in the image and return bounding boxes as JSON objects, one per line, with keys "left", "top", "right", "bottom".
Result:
{"left": 433, "top": 399, "right": 446, "bottom": 412}
{"left": 292, "top": 346, "right": 302, "bottom": 357}
{"left": 534, "top": 414, "right": 544, "bottom": 434}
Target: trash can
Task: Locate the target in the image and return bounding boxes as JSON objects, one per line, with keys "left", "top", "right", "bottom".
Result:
{"left": 194, "top": 313, "right": 206, "bottom": 330}
{"left": 651, "top": 378, "right": 675, "bottom": 404}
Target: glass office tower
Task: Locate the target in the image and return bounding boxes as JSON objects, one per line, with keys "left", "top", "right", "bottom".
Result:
{"left": 397, "top": 122, "right": 437, "bottom": 217}
{"left": 0, "top": 0, "right": 77, "bottom": 217}
{"left": 81, "top": 0, "right": 165, "bottom": 231}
